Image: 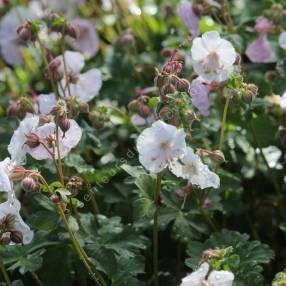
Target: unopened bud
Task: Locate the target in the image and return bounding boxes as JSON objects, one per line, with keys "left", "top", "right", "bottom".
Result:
{"left": 67, "top": 23, "right": 80, "bottom": 39}
{"left": 25, "top": 133, "right": 40, "bottom": 148}
{"left": 209, "top": 150, "right": 226, "bottom": 163}
{"left": 67, "top": 176, "right": 82, "bottom": 196}
{"left": 138, "top": 105, "right": 151, "bottom": 118}
{"left": 21, "top": 177, "right": 38, "bottom": 192}
{"left": 177, "top": 78, "right": 190, "bottom": 93}
{"left": 192, "top": 3, "right": 204, "bottom": 16}
{"left": 50, "top": 194, "right": 60, "bottom": 204}
{"left": 128, "top": 100, "right": 140, "bottom": 111}
{"left": 154, "top": 74, "right": 166, "bottom": 89}
{"left": 17, "top": 24, "right": 30, "bottom": 42}
{"left": 10, "top": 230, "right": 23, "bottom": 244}
{"left": 39, "top": 115, "right": 53, "bottom": 126}
{"left": 9, "top": 166, "right": 26, "bottom": 181}
{"left": 161, "top": 48, "right": 172, "bottom": 58}
{"left": 59, "top": 116, "right": 71, "bottom": 133}
{"left": 162, "top": 83, "right": 176, "bottom": 95}
{"left": 121, "top": 30, "right": 134, "bottom": 46}
{"left": 48, "top": 58, "right": 62, "bottom": 80}
{"left": 244, "top": 84, "right": 258, "bottom": 103}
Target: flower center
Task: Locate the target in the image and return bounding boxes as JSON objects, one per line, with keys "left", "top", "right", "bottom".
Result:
{"left": 159, "top": 141, "right": 170, "bottom": 150}
{"left": 186, "top": 163, "right": 198, "bottom": 175}
{"left": 203, "top": 52, "right": 220, "bottom": 74}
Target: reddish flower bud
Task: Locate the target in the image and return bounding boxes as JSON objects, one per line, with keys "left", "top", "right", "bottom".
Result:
{"left": 192, "top": 3, "right": 204, "bottom": 16}
{"left": 50, "top": 194, "right": 60, "bottom": 204}
{"left": 10, "top": 230, "right": 23, "bottom": 244}
{"left": 161, "top": 48, "right": 172, "bottom": 58}
{"left": 25, "top": 133, "right": 40, "bottom": 148}
{"left": 162, "top": 83, "right": 176, "bottom": 95}
{"left": 59, "top": 116, "right": 71, "bottom": 133}
{"left": 138, "top": 105, "right": 151, "bottom": 118}
{"left": 67, "top": 23, "right": 80, "bottom": 39}
{"left": 177, "top": 78, "right": 190, "bottom": 93}
{"left": 9, "top": 166, "right": 27, "bottom": 181}
{"left": 21, "top": 177, "right": 38, "bottom": 192}
{"left": 128, "top": 100, "right": 140, "bottom": 111}
{"left": 17, "top": 24, "right": 30, "bottom": 42}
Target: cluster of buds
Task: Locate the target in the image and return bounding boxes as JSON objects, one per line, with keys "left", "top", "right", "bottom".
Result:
{"left": 201, "top": 246, "right": 234, "bottom": 264}
{"left": 10, "top": 165, "right": 40, "bottom": 193}
{"left": 50, "top": 100, "right": 71, "bottom": 134}
{"left": 49, "top": 14, "right": 79, "bottom": 39}
{"left": 17, "top": 20, "right": 41, "bottom": 42}
{"left": 7, "top": 96, "right": 35, "bottom": 119}
{"left": 66, "top": 96, "right": 89, "bottom": 118}
{"left": 243, "top": 83, "right": 258, "bottom": 104}
{"left": 0, "top": 214, "right": 23, "bottom": 244}
{"left": 128, "top": 95, "right": 152, "bottom": 118}
{"left": 88, "top": 106, "right": 109, "bottom": 129}
{"left": 264, "top": 3, "right": 286, "bottom": 25}
{"left": 67, "top": 176, "right": 83, "bottom": 196}
{"left": 154, "top": 49, "right": 190, "bottom": 103}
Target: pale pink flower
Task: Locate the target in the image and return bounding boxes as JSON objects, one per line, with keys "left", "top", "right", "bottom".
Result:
{"left": 190, "top": 78, "right": 211, "bottom": 116}
{"left": 37, "top": 93, "right": 57, "bottom": 115}
{"left": 254, "top": 17, "right": 274, "bottom": 34}
{"left": 178, "top": 1, "right": 200, "bottom": 37}
{"left": 246, "top": 35, "right": 272, "bottom": 63}
{"left": 69, "top": 19, "right": 99, "bottom": 58}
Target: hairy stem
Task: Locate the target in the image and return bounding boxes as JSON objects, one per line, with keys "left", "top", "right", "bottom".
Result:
{"left": 218, "top": 95, "right": 231, "bottom": 150}
{"left": 153, "top": 173, "right": 162, "bottom": 286}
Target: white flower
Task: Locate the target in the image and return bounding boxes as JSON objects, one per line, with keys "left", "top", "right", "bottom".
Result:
{"left": 0, "top": 158, "right": 13, "bottom": 192}
{"left": 8, "top": 115, "right": 82, "bottom": 163}
{"left": 62, "top": 68, "right": 102, "bottom": 102}
{"left": 170, "top": 147, "right": 220, "bottom": 189}
{"left": 37, "top": 93, "right": 57, "bottom": 114}
{"left": 180, "top": 263, "right": 234, "bottom": 286}
{"left": 136, "top": 120, "right": 187, "bottom": 173}
{"left": 0, "top": 196, "right": 34, "bottom": 244}
{"left": 279, "top": 32, "right": 286, "bottom": 50}
{"left": 8, "top": 114, "right": 40, "bottom": 165}
{"left": 54, "top": 51, "right": 85, "bottom": 77}
{"left": 191, "top": 31, "right": 236, "bottom": 82}
{"left": 180, "top": 262, "right": 209, "bottom": 286}
{"left": 69, "top": 19, "right": 99, "bottom": 58}
{"left": 29, "top": 120, "right": 82, "bottom": 160}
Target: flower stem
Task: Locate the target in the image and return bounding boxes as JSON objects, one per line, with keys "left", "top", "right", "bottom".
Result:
{"left": 31, "top": 271, "right": 44, "bottom": 286}
{"left": 221, "top": 0, "right": 235, "bottom": 33}
{"left": 153, "top": 173, "right": 162, "bottom": 286}
{"left": 37, "top": 37, "right": 58, "bottom": 98}
{"left": 0, "top": 256, "right": 12, "bottom": 286}
{"left": 218, "top": 95, "right": 231, "bottom": 150}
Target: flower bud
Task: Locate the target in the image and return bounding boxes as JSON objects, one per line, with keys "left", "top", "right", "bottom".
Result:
{"left": 209, "top": 150, "right": 226, "bottom": 163}
{"left": 7, "top": 103, "right": 18, "bottom": 117}
{"left": 161, "top": 48, "right": 172, "bottom": 58}
{"left": 67, "top": 23, "right": 80, "bottom": 39}
{"left": 25, "top": 133, "right": 40, "bottom": 149}
{"left": 162, "top": 83, "right": 176, "bottom": 95}
{"left": 10, "top": 230, "right": 23, "bottom": 244}
{"left": 67, "top": 176, "right": 83, "bottom": 196}
{"left": 138, "top": 105, "right": 151, "bottom": 118}
{"left": 177, "top": 78, "right": 190, "bottom": 93}
{"left": 48, "top": 58, "right": 62, "bottom": 80}
{"left": 154, "top": 74, "right": 166, "bottom": 89}
{"left": 59, "top": 116, "right": 71, "bottom": 133}
{"left": 9, "top": 166, "right": 26, "bottom": 181}
{"left": 128, "top": 100, "right": 140, "bottom": 111}
{"left": 121, "top": 30, "right": 135, "bottom": 47}
{"left": 39, "top": 115, "right": 53, "bottom": 126}
{"left": 192, "top": 3, "right": 204, "bottom": 16}
{"left": 17, "top": 24, "right": 30, "bottom": 42}
{"left": 1, "top": 214, "right": 16, "bottom": 231}
{"left": 50, "top": 194, "right": 60, "bottom": 204}
{"left": 21, "top": 177, "right": 38, "bottom": 192}
{"left": 244, "top": 84, "right": 258, "bottom": 103}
